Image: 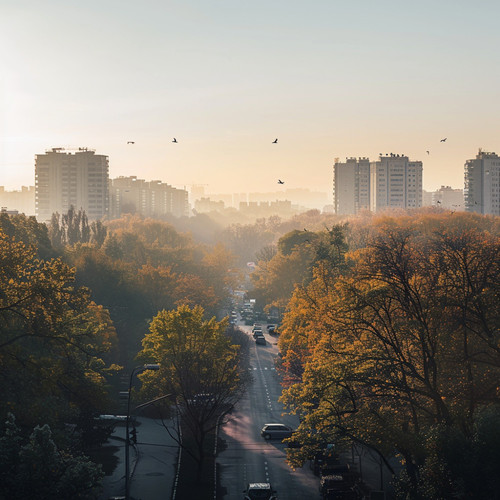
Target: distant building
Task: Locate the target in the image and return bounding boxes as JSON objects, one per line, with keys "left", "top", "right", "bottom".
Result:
{"left": 248, "top": 189, "right": 327, "bottom": 210}
{"left": 239, "top": 199, "right": 293, "bottom": 217}
{"left": 333, "top": 157, "right": 371, "bottom": 215}
{"left": 464, "top": 150, "right": 500, "bottom": 215}
{"left": 35, "top": 148, "right": 109, "bottom": 222}
{"left": 433, "top": 185, "right": 464, "bottom": 210}
{"left": 370, "top": 154, "right": 422, "bottom": 212}
{"left": 333, "top": 154, "right": 422, "bottom": 214}
{"left": 110, "top": 176, "right": 189, "bottom": 218}
{"left": 194, "top": 197, "right": 225, "bottom": 213}
{"left": 0, "top": 186, "right": 35, "bottom": 215}
{"left": 422, "top": 190, "right": 434, "bottom": 207}
{"left": 190, "top": 184, "right": 206, "bottom": 206}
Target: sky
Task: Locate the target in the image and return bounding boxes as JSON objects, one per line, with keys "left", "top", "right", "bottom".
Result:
{"left": 1, "top": 0, "right": 500, "bottom": 194}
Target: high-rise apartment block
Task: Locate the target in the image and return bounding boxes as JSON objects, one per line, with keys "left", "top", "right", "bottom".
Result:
{"left": 110, "top": 176, "right": 189, "bottom": 218}
{"left": 35, "top": 148, "right": 109, "bottom": 222}
{"left": 464, "top": 150, "right": 500, "bottom": 215}
{"left": 370, "top": 155, "right": 422, "bottom": 212}
{"left": 333, "top": 154, "right": 422, "bottom": 214}
{"left": 333, "top": 157, "right": 370, "bottom": 214}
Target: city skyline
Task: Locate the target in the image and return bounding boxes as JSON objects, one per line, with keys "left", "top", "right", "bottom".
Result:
{"left": 2, "top": 1, "right": 500, "bottom": 193}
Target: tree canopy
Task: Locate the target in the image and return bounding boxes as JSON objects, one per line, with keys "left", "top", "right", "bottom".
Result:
{"left": 274, "top": 213, "right": 500, "bottom": 497}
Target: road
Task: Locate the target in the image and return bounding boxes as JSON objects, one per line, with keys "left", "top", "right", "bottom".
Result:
{"left": 217, "top": 324, "right": 319, "bottom": 499}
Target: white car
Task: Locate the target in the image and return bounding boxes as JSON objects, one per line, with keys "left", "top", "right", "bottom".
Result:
{"left": 243, "top": 482, "right": 277, "bottom": 500}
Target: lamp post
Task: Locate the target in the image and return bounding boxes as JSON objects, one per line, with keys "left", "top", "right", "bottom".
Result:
{"left": 125, "top": 363, "right": 160, "bottom": 500}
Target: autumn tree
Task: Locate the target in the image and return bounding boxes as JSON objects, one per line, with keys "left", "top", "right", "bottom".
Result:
{"left": 0, "top": 230, "right": 117, "bottom": 432}
{"left": 138, "top": 305, "right": 248, "bottom": 483}
{"left": 279, "top": 213, "right": 500, "bottom": 497}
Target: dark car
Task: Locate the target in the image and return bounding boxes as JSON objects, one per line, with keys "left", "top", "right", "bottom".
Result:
{"left": 253, "top": 328, "right": 263, "bottom": 338}
{"left": 261, "top": 423, "right": 293, "bottom": 440}
{"left": 255, "top": 334, "right": 266, "bottom": 345}
{"left": 244, "top": 482, "right": 277, "bottom": 500}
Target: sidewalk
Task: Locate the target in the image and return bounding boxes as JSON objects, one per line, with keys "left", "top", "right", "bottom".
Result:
{"left": 99, "top": 416, "right": 179, "bottom": 500}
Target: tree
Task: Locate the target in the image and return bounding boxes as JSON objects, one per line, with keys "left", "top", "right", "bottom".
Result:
{"left": 0, "top": 413, "right": 103, "bottom": 499}
{"left": 138, "top": 305, "right": 248, "bottom": 482}
{"left": 0, "top": 230, "right": 116, "bottom": 431}
{"left": 279, "top": 214, "right": 500, "bottom": 492}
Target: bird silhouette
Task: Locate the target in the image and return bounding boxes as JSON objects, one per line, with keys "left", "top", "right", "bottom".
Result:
{"left": 426, "top": 151, "right": 430, "bottom": 155}
{"left": 440, "top": 138, "right": 447, "bottom": 142}
{"left": 172, "top": 138, "right": 178, "bottom": 143}
{"left": 127, "top": 141, "right": 135, "bottom": 144}
{"left": 278, "top": 179, "right": 284, "bottom": 184}
{"left": 272, "top": 138, "right": 278, "bottom": 144}
{"left": 436, "top": 200, "right": 441, "bottom": 204}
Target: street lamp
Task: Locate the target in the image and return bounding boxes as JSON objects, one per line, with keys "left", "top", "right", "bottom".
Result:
{"left": 125, "top": 363, "right": 160, "bottom": 500}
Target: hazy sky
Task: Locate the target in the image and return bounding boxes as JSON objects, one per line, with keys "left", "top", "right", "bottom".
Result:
{"left": 2, "top": 0, "right": 500, "bottom": 194}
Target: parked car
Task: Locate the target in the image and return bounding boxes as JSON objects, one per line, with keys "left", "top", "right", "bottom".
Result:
{"left": 261, "top": 423, "right": 293, "bottom": 440}
{"left": 243, "top": 482, "right": 277, "bottom": 500}
{"left": 255, "top": 335, "right": 266, "bottom": 345}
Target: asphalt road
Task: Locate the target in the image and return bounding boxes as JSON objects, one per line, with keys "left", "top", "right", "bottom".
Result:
{"left": 217, "top": 324, "right": 319, "bottom": 500}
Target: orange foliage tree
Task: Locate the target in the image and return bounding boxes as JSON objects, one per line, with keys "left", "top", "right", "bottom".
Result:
{"left": 279, "top": 213, "right": 500, "bottom": 488}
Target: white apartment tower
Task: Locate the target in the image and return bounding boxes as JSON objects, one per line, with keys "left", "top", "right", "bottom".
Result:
{"left": 35, "top": 148, "right": 109, "bottom": 222}
{"left": 464, "top": 150, "right": 500, "bottom": 215}
{"left": 370, "top": 154, "right": 422, "bottom": 212}
{"left": 333, "top": 157, "right": 371, "bottom": 215}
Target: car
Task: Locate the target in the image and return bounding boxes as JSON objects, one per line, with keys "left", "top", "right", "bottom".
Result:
{"left": 255, "top": 335, "right": 266, "bottom": 345}
{"left": 243, "top": 482, "right": 277, "bottom": 500}
{"left": 253, "top": 328, "right": 263, "bottom": 338}
{"left": 261, "top": 423, "right": 293, "bottom": 440}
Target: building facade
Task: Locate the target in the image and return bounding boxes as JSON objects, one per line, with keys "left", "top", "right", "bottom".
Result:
{"left": 333, "top": 157, "right": 371, "bottom": 215}
{"left": 0, "top": 186, "right": 35, "bottom": 215}
{"left": 433, "top": 185, "right": 464, "bottom": 210}
{"left": 464, "top": 151, "right": 500, "bottom": 215}
{"left": 370, "top": 154, "right": 422, "bottom": 212}
{"left": 110, "top": 176, "right": 189, "bottom": 219}
{"left": 35, "top": 148, "right": 109, "bottom": 222}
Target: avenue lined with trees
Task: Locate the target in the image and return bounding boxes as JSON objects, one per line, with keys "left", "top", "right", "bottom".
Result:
{"left": 0, "top": 207, "right": 499, "bottom": 498}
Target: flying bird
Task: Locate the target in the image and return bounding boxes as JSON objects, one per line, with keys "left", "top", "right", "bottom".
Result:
{"left": 440, "top": 138, "right": 447, "bottom": 142}
{"left": 172, "top": 138, "right": 178, "bottom": 143}
{"left": 436, "top": 200, "right": 441, "bottom": 204}
{"left": 278, "top": 179, "right": 284, "bottom": 184}
{"left": 127, "top": 141, "right": 135, "bottom": 144}
{"left": 272, "top": 138, "right": 278, "bottom": 144}
{"left": 426, "top": 151, "right": 430, "bottom": 155}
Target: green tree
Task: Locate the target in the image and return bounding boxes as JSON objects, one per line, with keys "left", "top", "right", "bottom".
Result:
{"left": 0, "top": 413, "right": 103, "bottom": 500}
{"left": 138, "top": 305, "right": 248, "bottom": 482}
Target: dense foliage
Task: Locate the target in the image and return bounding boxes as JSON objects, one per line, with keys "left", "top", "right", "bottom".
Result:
{"left": 138, "top": 305, "right": 248, "bottom": 481}
{"left": 252, "top": 212, "right": 500, "bottom": 499}
{"left": 0, "top": 414, "right": 103, "bottom": 500}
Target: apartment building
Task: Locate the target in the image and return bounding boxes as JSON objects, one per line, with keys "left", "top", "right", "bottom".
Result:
{"left": 333, "top": 157, "right": 371, "bottom": 215}
{"left": 464, "top": 150, "right": 500, "bottom": 215}
{"left": 433, "top": 185, "right": 464, "bottom": 210}
{"left": 35, "top": 148, "right": 109, "bottom": 222}
{"left": 0, "top": 186, "right": 35, "bottom": 215}
{"left": 110, "top": 176, "right": 189, "bottom": 219}
{"left": 370, "top": 154, "right": 422, "bottom": 212}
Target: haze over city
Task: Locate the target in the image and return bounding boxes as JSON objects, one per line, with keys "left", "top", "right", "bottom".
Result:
{"left": 2, "top": 0, "right": 500, "bottom": 193}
